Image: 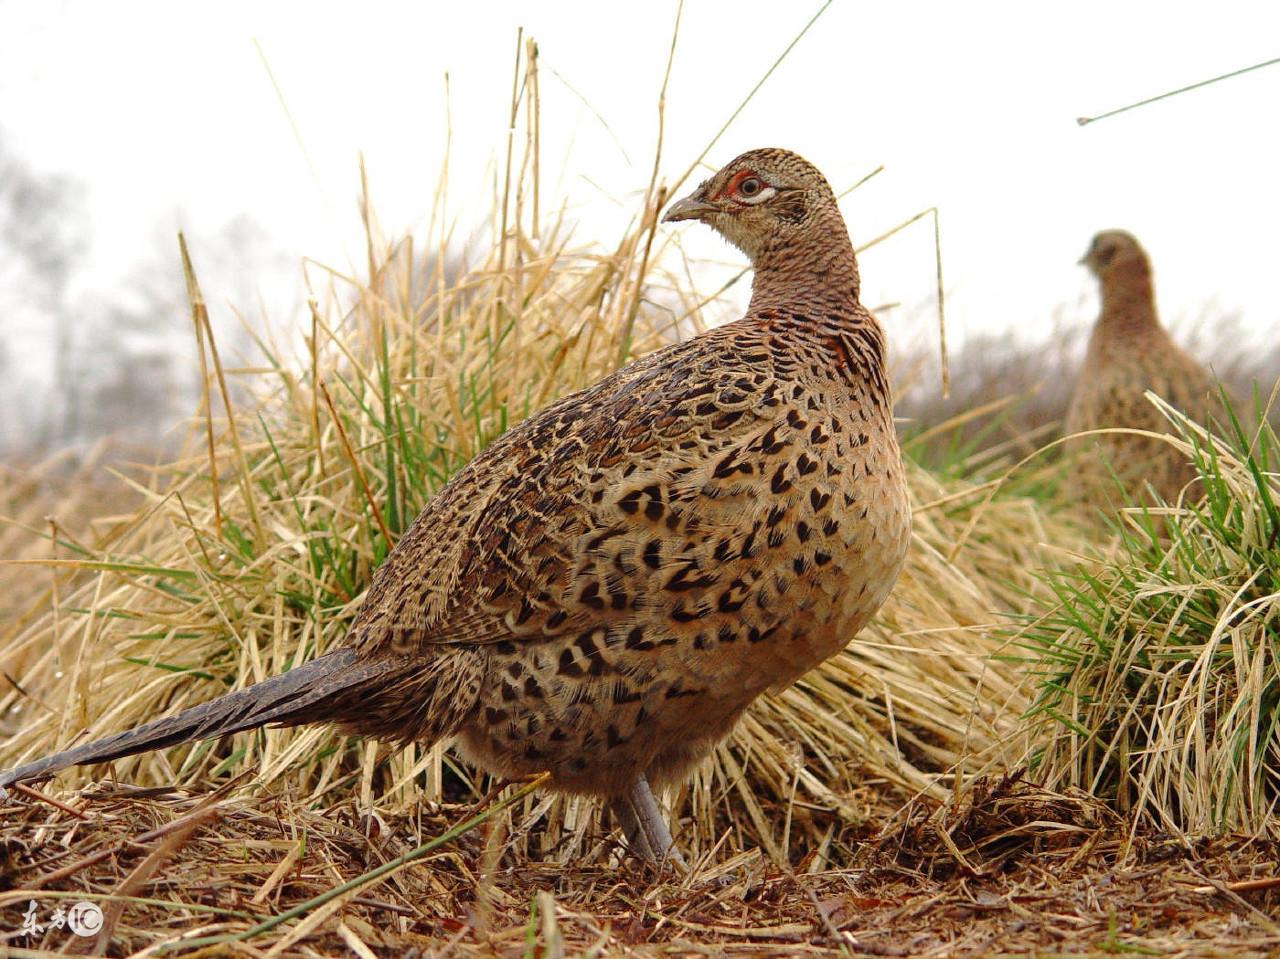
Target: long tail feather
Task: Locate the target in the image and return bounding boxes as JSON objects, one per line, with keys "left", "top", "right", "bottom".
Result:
{"left": 0, "top": 648, "right": 390, "bottom": 791}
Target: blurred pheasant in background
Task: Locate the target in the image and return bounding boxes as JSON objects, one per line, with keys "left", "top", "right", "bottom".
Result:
{"left": 1065, "top": 230, "right": 1228, "bottom": 504}
{"left": 0, "top": 148, "right": 910, "bottom": 868}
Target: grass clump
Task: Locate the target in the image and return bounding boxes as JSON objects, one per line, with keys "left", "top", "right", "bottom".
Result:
{"left": 1023, "top": 393, "right": 1280, "bottom": 834}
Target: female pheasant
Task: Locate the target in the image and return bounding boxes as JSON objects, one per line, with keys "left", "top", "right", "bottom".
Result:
{"left": 0, "top": 148, "right": 911, "bottom": 865}
{"left": 1066, "top": 230, "right": 1227, "bottom": 504}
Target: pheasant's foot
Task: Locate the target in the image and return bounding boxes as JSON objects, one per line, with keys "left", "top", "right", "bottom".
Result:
{"left": 610, "top": 773, "right": 687, "bottom": 870}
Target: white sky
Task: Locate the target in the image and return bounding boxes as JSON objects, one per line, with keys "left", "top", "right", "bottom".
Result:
{"left": 1, "top": 1, "right": 1278, "bottom": 371}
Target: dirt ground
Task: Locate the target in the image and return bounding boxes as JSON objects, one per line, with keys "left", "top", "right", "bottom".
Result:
{"left": 2, "top": 775, "right": 1278, "bottom": 957}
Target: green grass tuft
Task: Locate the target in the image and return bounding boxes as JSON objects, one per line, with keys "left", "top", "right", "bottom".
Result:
{"left": 1021, "top": 394, "right": 1280, "bottom": 833}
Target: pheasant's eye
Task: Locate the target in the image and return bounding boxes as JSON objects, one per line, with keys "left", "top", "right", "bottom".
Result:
{"left": 722, "top": 171, "right": 776, "bottom": 205}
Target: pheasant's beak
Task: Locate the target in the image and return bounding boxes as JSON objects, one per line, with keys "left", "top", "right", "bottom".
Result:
{"left": 662, "top": 193, "right": 717, "bottom": 223}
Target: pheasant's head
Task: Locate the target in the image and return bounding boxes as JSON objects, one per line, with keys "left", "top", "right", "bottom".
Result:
{"left": 663, "top": 148, "right": 839, "bottom": 264}
{"left": 1081, "top": 230, "right": 1148, "bottom": 279}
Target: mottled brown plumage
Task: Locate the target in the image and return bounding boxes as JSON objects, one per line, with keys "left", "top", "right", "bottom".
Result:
{"left": 1066, "top": 230, "right": 1225, "bottom": 504}
{"left": 0, "top": 148, "right": 911, "bottom": 863}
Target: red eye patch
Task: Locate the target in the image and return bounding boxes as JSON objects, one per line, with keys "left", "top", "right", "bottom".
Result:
{"left": 715, "top": 169, "right": 759, "bottom": 200}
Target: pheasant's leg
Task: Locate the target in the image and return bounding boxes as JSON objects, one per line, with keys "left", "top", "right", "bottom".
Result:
{"left": 611, "top": 774, "right": 687, "bottom": 868}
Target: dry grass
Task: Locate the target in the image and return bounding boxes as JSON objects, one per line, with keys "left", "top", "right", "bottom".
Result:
{"left": 3, "top": 22, "right": 1280, "bottom": 957}
{"left": 0, "top": 447, "right": 147, "bottom": 681}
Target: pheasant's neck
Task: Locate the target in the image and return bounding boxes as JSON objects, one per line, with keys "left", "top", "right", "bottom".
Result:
{"left": 748, "top": 220, "right": 861, "bottom": 316}
{"left": 1096, "top": 260, "right": 1160, "bottom": 339}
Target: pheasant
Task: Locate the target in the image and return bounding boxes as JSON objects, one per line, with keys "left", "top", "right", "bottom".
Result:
{"left": 0, "top": 148, "right": 911, "bottom": 866}
{"left": 1066, "top": 230, "right": 1227, "bottom": 505}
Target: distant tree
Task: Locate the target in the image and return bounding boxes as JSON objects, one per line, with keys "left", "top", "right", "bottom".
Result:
{"left": 0, "top": 131, "right": 284, "bottom": 457}
{"left": 0, "top": 130, "right": 86, "bottom": 452}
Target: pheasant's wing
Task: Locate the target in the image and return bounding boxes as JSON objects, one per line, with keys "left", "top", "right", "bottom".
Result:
{"left": 348, "top": 326, "right": 794, "bottom": 656}
{"left": 1154, "top": 348, "right": 1233, "bottom": 424}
